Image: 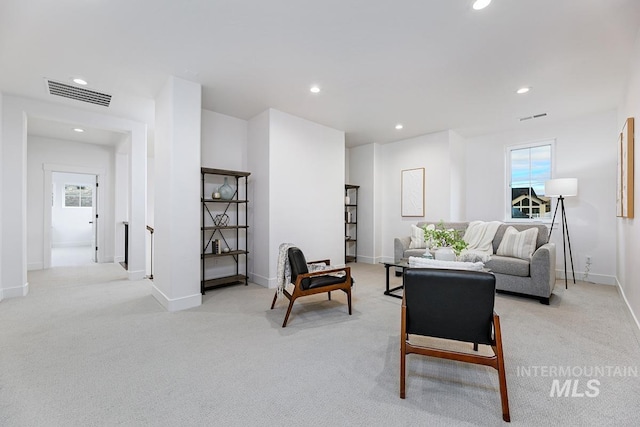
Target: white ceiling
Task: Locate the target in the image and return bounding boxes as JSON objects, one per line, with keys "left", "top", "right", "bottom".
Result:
{"left": 2, "top": 0, "right": 640, "bottom": 147}
{"left": 27, "top": 117, "right": 127, "bottom": 146}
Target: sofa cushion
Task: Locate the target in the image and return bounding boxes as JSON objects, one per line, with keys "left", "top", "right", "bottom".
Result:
{"left": 485, "top": 255, "right": 530, "bottom": 277}
{"left": 492, "top": 223, "right": 548, "bottom": 253}
{"left": 409, "top": 224, "right": 428, "bottom": 249}
{"left": 496, "top": 226, "right": 539, "bottom": 260}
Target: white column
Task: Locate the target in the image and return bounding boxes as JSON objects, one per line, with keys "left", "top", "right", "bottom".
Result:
{"left": 0, "top": 98, "right": 28, "bottom": 299}
{"left": 127, "top": 125, "right": 147, "bottom": 280}
{"left": 114, "top": 149, "right": 129, "bottom": 264}
{"left": 152, "top": 77, "right": 202, "bottom": 311}
{"left": 0, "top": 92, "right": 3, "bottom": 301}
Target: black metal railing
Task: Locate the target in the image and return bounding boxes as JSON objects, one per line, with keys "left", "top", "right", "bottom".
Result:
{"left": 121, "top": 221, "right": 129, "bottom": 270}
{"left": 121, "top": 222, "right": 154, "bottom": 280}
{"left": 146, "top": 225, "right": 154, "bottom": 280}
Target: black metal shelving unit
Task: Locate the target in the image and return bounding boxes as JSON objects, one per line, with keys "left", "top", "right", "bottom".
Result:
{"left": 201, "top": 167, "right": 250, "bottom": 294}
{"left": 345, "top": 184, "right": 359, "bottom": 263}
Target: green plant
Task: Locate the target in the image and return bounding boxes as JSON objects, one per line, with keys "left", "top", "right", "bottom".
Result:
{"left": 422, "top": 221, "right": 468, "bottom": 256}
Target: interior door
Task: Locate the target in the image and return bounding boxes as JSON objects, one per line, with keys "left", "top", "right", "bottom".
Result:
{"left": 92, "top": 177, "right": 98, "bottom": 262}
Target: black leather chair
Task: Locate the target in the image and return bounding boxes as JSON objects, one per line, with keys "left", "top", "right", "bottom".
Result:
{"left": 400, "top": 268, "right": 510, "bottom": 422}
{"left": 270, "top": 247, "right": 352, "bottom": 327}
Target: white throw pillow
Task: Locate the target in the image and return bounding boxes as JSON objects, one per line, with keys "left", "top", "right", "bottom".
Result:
{"left": 496, "top": 226, "right": 539, "bottom": 260}
{"left": 409, "top": 224, "right": 430, "bottom": 249}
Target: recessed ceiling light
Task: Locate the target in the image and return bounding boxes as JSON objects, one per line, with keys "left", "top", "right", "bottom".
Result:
{"left": 73, "top": 128, "right": 84, "bottom": 133}
{"left": 395, "top": 124, "right": 404, "bottom": 130}
{"left": 517, "top": 87, "right": 531, "bottom": 94}
{"left": 310, "top": 85, "right": 321, "bottom": 93}
{"left": 72, "top": 78, "right": 88, "bottom": 86}
{"left": 472, "top": 0, "right": 491, "bottom": 10}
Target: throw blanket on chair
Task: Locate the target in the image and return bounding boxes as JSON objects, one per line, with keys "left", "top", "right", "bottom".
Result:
{"left": 276, "top": 243, "right": 296, "bottom": 296}
{"left": 458, "top": 220, "right": 502, "bottom": 263}
{"left": 276, "top": 243, "right": 350, "bottom": 297}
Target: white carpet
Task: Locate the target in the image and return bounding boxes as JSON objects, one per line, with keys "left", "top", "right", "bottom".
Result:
{"left": 1, "top": 262, "right": 639, "bottom": 426}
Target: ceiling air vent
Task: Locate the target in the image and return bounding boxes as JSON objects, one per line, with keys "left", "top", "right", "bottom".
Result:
{"left": 519, "top": 113, "right": 547, "bottom": 122}
{"left": 46, "top": 79, "right": 112, "bottom": 107}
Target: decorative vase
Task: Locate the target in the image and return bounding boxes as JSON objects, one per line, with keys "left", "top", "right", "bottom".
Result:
{"left": 218, "top": 177, "right": 234, "bottom": 200}
{"left": 434, "top": 247, "right": 456, "bottom": 261}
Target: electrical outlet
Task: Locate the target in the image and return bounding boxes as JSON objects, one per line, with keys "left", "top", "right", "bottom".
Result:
{"left": 586, "top": 256, "right": 592, "bottom": 264}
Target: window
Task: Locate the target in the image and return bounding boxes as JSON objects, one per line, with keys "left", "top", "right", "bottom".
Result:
{"left": 507, "top": 141, "right": 552, "bottom": 220}
{"left": 64, "top": 184, "right": 93, "bottom": 207}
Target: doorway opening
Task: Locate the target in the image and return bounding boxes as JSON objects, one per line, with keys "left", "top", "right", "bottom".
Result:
{"left": 50, "top": 172, "right": 98, "bottom": 267}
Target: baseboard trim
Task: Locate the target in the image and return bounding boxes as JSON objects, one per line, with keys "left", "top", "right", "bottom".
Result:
{"left": 151, "top": 284, "right": 202, "bottom": 312}
{"left": 250, "top": 272, "right": 270, "bottom": 288}
{"left": 28, "top": 262, "right": 44, "bottom": 271}
{"left": 127, "top": 269, "right": 146, "bottom": 281}
{"left": 554, "top": 270, "right": 615, "bottom": 286}
{"left": 2, "top": 282, "right": 29, "bottom": 299}
{"left": 615, "top": 278, "right": 640, "bottom": 335}
{"left": 351, "top": 256, "right": 376, "bottom": 265}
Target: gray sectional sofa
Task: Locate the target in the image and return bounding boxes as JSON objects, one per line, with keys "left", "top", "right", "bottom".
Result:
{"left": 394, "top": 221, "right": 556, "bottom": 304}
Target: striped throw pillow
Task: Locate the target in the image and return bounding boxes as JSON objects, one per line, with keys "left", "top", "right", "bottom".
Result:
{"left": 409, "top": 224, "right": 430, "bottom": 249}
{"left": 496, "top": 226, "right": 539, "bottom": 260}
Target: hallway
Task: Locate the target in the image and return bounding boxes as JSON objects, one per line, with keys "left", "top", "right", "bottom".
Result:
{"left": 51, "top": 245, "right": 95, "bottom": 267}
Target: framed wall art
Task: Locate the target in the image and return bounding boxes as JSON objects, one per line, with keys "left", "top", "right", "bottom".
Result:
{"left": 401, "top": 168, "right": 425, "bottom": 217}
{"left": 617, "top": 117, "right": 634, "bottom": 218}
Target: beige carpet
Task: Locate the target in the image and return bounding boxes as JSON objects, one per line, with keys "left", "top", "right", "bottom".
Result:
{"left": 0, "top": 262, "right": 639, "bottom": 426}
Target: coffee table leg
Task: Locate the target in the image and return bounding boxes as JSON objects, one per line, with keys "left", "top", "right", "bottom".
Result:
{"left": 384, "top": 264, "right": 391, "bottom": 295}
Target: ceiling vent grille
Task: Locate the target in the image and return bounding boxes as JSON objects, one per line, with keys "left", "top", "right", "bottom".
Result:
{"left": 519, "top": 113, "right": 547, "bottom": 122}
{"left": 46, "top": 79, "right": 112, "bottom": 107}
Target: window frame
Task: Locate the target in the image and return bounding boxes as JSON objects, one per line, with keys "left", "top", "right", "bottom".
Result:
{"left": 505, "top": 139, "right": 555, "bottom": 223}
{"left": 63, "top": 183, "right": 93, "bottom": 208}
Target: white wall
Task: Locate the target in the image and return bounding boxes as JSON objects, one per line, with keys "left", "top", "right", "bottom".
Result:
{"left": 349, "top": 110, "right": 617, "bottom": 282}
{"left": 152, "top": 77, "right": 201, "bottom": 311}
{"left": 449, "top": 130, "right": 466, "bottom": 220}
{"left": 247, "top": 110, "right": 270, "bottom": 286}
{"left": 376, "top": 130, "right": 455, "bottom": 262}
{"left": 1, "top": 95, "right": 147, "bottom": 300}
{"left": 27, "top": 137, "right": 115, "bottom": 269}
{"left": 246, "top": 109, "right": 345, "bottom": 288}
{"left": 269, "top": 109, "right": 345, "bottom": 279}
{"left": 201, "top": 109, "right": 248, "bottom": 171}
{"left": 465, "top": 110, "right": 617, "bottom": 284}
{"left": 114, "top": 139, "right": 130, "bottom": 264}
{"left": 144, "top": 155, "right": 153, "bottom": 275}
{"left": 618, "top": 28, "right": 640, "bottom": 329}
{"left": 0, "top": 92, "right": 4, "bottom": 301}
{"left": 200, "top": 109, "right": 250, "bottom": 282}
{"left": 347, "top": 143, "right": 377, "bottom": 263}
{"left": 1, "top": 97, "right": 28, "bottom": 298}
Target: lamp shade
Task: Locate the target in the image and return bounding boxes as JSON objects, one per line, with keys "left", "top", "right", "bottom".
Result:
{"left": 544, "top": 178, "right": 578, "bottom": 197}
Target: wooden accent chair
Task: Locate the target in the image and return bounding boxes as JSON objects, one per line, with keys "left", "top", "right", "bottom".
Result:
{"left": 270, "top": 247, "right": 352, "bottom": 327}
{"left": 400, "top": 268, "right": 510, "bottom": 422}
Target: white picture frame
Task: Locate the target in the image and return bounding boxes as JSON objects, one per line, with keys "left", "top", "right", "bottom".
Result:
{"left": 401, "top": 168, "right": 425, "bottom": 217}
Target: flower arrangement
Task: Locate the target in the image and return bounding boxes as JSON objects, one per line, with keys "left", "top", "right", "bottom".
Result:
{"left": 422, "top": 221, "right": 468, "bottom": 256}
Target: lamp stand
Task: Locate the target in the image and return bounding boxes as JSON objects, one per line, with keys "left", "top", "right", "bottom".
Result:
{"left": 548, "top": 196, "right": 576, "bottom": 288}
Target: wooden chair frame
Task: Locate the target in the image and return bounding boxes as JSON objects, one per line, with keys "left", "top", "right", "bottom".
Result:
{"left": 271, "top": 258, "right": 352, "bottom": 327}
{"left": 400, "top": 294, "right": 510, "bottom": 422}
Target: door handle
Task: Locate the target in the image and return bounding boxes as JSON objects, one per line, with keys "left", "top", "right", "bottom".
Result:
{"left": 89, "top": 221, "right": 93, "bottom": 224}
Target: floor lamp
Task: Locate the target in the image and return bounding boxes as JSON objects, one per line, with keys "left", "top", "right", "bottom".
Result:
{"left": 545, "top": 178, "right": 578, "bottom": 288}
